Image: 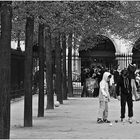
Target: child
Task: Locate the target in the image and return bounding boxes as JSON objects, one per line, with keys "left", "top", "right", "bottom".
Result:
{"left": 97, "top": 72, "right": 112, "bottom": 123}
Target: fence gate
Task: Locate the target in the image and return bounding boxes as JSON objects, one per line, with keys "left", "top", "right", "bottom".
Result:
{"left": 71, "top": 53, "right": 134, "bottom": 97}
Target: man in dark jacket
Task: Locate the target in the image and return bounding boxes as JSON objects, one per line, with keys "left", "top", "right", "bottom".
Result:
{"left": 116, "top": 68, "right": 133, "bottom": 123}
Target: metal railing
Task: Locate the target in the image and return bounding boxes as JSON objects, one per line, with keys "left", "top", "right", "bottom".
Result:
{"left": 73, "top": 81, "right": 82, "bottom": 97}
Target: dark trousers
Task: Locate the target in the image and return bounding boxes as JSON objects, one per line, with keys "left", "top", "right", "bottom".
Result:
{"left": 81, "top": 82, "right": 89, "bottom": 97}
{"left": 93, "top": 88, "right": 99, "bottom": 97}
{"left": 120, "top": 93, "right": 133, "bottom": 119}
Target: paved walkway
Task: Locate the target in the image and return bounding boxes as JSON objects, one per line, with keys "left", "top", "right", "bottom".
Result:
{"left": 10, "top": 94, "right": 140, "bottom": 139}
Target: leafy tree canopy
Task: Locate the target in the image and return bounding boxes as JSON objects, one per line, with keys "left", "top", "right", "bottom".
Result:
{"left": 10, "top": 1, "right": 140, "bottom": 50}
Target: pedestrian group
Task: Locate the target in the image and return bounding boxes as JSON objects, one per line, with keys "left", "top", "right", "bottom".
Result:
{"left": 81, "top": 63, "right": 140, "bottom": 124}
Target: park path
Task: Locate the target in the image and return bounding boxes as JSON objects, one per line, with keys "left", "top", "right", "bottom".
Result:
{"left": 10, "top": 94, "right": 140, "bottom": 139}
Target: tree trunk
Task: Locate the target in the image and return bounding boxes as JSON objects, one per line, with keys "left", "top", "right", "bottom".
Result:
{"left": 38, "top": 23, "right": 44, "bottom": 117}
{"left": 24, "top": 16, "right": 34, "bottom": 127}
{"left": 0, "top": 2, "right": 12, "bottom": 139}
{"left": 68, "top": 33, "right": 73, "bottom": 97}
{"left": 45, "top": 27, "right": 54, "bottom": 109}
{"left": 55, "top": 33, "right": 63, "bottom": 104}
{"left": 73, "top": 33, "right": 76, "bottom": 72}
{"left": 62, "top": 33, "right": 67, "bottom": 100}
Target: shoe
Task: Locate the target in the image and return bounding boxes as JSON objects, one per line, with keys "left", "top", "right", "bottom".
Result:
{"left": 103, "top": 119, "right": 111, "bottom": 123}
{"left": 97, "top": 118, "right": 104, "bottom": 123}
{"left": 121, "top": 118, "right": 126, "bottom": 123}
{"left": 128, "top": 117, "right": 133, "bottom": 124}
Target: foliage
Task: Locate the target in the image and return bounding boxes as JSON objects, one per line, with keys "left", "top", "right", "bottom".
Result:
{"left": 79, "top": 34, "right": 110, "bottom": 51}
{"left": 107, "top": 1, "right": 140, "bottom": 42}
{"left": 12, "top": 1, "right": 39, "bottom": 41}
{"left": 11, "top": 1, "right": 140, "bottom": 50}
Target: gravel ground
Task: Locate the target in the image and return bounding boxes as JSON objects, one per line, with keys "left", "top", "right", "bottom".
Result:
{"left": 10, "top": 94, "right": 140, "bottom": 139}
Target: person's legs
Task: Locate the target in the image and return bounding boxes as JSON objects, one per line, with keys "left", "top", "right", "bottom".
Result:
{"left": 111, "top": 84, "right": 116, "bottom": 98}
{"left": 81, "top": 88, "right": 84, "bottom": 97}
{"left": 97, "top": 101, "right": 105, "bottom": 123}
{"left": 93, "top": 88, "right": 98, "bottom": 97}
{"left": 95, "top": 88, "right": 99, "bottom": 97}
{"left": 103, "top": 102, "right": 108, "bottom": 120}
{"left": 103, "top": 102, "right": 110, "bottom": 123}
{"left": 127, "top": 94, "right": 133, "bottom": 119}
{"left": 85, "top": 84, "right": 89, "bottom": 97}
{"left": 81, "top": 82, "right": 86, "bottom": 97}
{"left": 121, "top": 94, "right": 127, "bottom": 120}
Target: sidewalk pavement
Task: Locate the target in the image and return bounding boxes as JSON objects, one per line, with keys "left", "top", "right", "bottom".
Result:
{"left": 10, "top": 94, "right": 140, "bottom": 139}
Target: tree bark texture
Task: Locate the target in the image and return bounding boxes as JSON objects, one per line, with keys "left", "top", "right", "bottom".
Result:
{"left": 68, "top": 33, "right": 73, "bottom": 97}
{"left": 38, "top": 23, "right": 44, "bottom": 117}
{"left": 45, "top": 27, "right": 54, "bottom": 109}
{"left": 24, "top": 16, "right": 34, "bottom": 127}
{"left": 55, "top": 33, "right": 63, "bottom": 104}
{"left": 0, "top": 2, "right": 12, "bottom": 139}
{"left": 62, "top": 33, "right": 67, "bottom": 100}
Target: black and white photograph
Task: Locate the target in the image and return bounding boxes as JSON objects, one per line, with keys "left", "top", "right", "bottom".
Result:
{"left": 1, "top": 0, "right": 140, "bottom": 139}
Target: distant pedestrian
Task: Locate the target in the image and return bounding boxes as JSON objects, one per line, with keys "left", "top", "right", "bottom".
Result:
{"left": 97, "top": 72, "right": 112, "bottom": 123}
{"left": 81, "top": 68, "right": 90, "bottom": 97}
{"left": 116, "top": 68, "right": 133, "bottom": 123}
{"left": 92, "top": 68, "right": 100, "bottom": 97}
{"left": 113, "top": 68, "right": 120, "bottom": 98}
{"left": 128, "top": 63, "right": 140, "bottom": 101}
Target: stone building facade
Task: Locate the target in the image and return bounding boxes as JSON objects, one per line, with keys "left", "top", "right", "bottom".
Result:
{"left": 70, "top": 33, "right": 140, "bottom": 76}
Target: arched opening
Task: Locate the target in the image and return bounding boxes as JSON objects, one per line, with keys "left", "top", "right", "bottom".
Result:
{"left": 79, "top": 35, "right": 117, "bottom": 70}
{"left": 132, "top": 38, "right": 140, "bottom": 68}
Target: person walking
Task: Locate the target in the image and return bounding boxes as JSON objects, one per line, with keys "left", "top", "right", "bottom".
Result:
{"left": 128, "top": 63, "right": 140, "bottom": 101}
{"left": 116, "top": 68, "right": 133, "bottom": 123}
{"left": 97, "top": 72, "right": 112, "bottom": 123}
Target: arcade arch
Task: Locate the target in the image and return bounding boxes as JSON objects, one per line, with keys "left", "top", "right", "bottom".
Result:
{"left": 79, "top": 34, "right": 117, "bottom": 70}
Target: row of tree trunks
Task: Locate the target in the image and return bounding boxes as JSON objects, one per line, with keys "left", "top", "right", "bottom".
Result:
{"left": 24, "top": 16, "right": 34, "bottom": 127}
{"left": 55, "top": 32, "right": 73, "bottom": 101}
{"left": 0, "top": 2, "right": 12, "bottom": 139}
{"left": 0, "top": 10, "right": 73, "bottom": 137}
{"left": 38, "top": 23, "right": 45, "bottom": 117}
